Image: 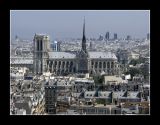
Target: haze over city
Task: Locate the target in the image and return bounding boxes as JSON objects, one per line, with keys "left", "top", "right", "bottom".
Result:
{"left": 11, "top": 10, "right": 149, "bottom": 40}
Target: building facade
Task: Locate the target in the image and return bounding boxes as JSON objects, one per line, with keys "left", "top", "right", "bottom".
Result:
{"left": 44, "top": 84, "right": 57, "bottom": 114}
{"left": 105, "top": 32, "right": 110, "bottom": 40}
{"left": 33, "top": 20, "right": 120, "bottom": 75}
{"left": 114, "top": 33, "right": 118, "bottom": 40}
{"left": 52, "top": 41, "right": 61, "bottom": 51}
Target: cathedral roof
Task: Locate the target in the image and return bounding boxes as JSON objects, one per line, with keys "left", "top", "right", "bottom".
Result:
{"left": 88, "top": 52, "right": 117, "bottom": 59}
{"left": 48, "top": 51, "right": 117, "bottom": 60}
{"left": 48, "top": 52, "right": 76, "bottom": 59}
{"left": 10, "top": 58, "right": 33, "bottom": 64}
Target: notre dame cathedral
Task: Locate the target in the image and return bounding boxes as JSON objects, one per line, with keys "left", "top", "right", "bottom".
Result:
{"left": 33, "top": 19, "right": 120, "bottom": 75}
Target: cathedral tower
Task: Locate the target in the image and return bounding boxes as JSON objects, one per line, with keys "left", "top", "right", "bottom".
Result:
{"left": 76, "top": 18, "right": 89, "bottom": 73}
{"left": 33, "top": 34, "right": 50, "bottom": 74}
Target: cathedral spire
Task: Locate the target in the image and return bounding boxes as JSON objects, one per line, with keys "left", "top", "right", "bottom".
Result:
{"left": 83, "top": 17, "right": 85, "bottom": 38}
{"left": 82, "top": 17, "right": 87, "bottom": 53}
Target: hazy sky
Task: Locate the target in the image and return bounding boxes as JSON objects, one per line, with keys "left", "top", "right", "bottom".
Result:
{"left": 11, "top": 10, "right": 150, "bottom": 40}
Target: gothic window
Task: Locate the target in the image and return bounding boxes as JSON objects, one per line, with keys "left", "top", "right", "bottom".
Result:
{"left": 62, "top": 62, "right": 65, "bottom": 68}
{"left": 103, "top": 62, "right": 106, "bottom": 68}
{"left": 37, "top": 40, "right": 39, "bottom": 51}
{"left": 70, "top": 61, "right": 73, "bottom": 66}
{"left": 49, "top": 61, "right": 51, "bottom": 68}
{"left": 59, "top": 61, "right": 61, "bottom": 65}
{"left": 91, "top": 61, "right": 94, "bottom": 66}
{"left": 111, "top": 62, "right": 114, "bottom": 68}
{"left": 99, "top": 62, "right": 102, "bottom": 68}
{"left": 70, "top": 61, "right": 73, "bottom": 68}
{"left": 95, "top": 62, "right": 98, "bottom": 68}
{"left": 54, "top": 61, "right": 57, "bottom": 68}
{"left": 107, "top": 62, "right": 110, "bottom": 68}
{"left": 46, "top": 60, "right": 49, "bottom": 66}
{"left": 66, "top": 62, "right": 69, "bottom": 68}
{"left": 58, "top": 61, "right": 61, "bottom": 68}
{"left": 40, "top": 40, "right": 43, "bottom": 51}
{"left": 55, "top": 61, "right": 57, "bottom": 65}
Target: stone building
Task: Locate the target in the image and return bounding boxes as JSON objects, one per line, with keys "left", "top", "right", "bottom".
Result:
{"left": 33, "top": 19, "right": 120, "bottom": 75}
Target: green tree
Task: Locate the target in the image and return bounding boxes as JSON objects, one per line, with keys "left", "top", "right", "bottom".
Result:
{"left": 129, "top": 59, "right": 139, "bottom": 66}
{"left": 129, "top": 58, "right": 145, "bottom": 66}
{"left": 94, "top": 75, "right": 104, "bottom": 85}
{"left": 128, "top": 68, "right": 141, "bottom": 79}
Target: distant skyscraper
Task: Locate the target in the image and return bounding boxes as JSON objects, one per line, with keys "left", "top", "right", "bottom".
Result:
{"left": 105, "top": 32, "right": 110, "bottom": 41}
{"left": 114, "top": 33, "right": 118, "bottom": 40}
{"left": 52, "top": 41, "right": 61, "bottom": 51}
{"left": 15, "top": 35, "right": 18, "bottom": 40}
{"left": 98, "top": 35, "right": 103, "bottom": 41}
{"left": 147, "top": 33, "right": 150, "bottom": 40}
{"left": 15, "top": 35, "right": 20, "bottom": 44}
{"left": 126, "top": 35, "right": 131, "bottom": 40}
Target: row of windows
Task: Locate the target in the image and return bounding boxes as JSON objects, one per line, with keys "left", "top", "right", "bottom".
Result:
{"left": 99, "top": 94, "right": 109, "bottom": 97}
{"left": 48, "top": 61, "right": 74, "bottom": 66}
{"left": 50, "top": 69, "right": 75, "bottom": 73}
{"left": 92, "top": 62, "right": 115, "bottom": 68}
{"left": 81, "top": 109, "right": 121, "bottom": 114}
{"left": 82, "top": 108, "right": 109, "bottom": 114}
{"left": 48, "top": 61, "right": 74, "bottom": 69}
{"left": 86, "top": 94, "right": 94, "bottom": 97}
{"left": 47, "top": 61, "right": 115, "bottom": 67}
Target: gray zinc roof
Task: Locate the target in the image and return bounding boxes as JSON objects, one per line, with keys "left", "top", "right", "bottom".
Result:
{"left": 48, "top": 51, "right": 117, "bottom": 60}
{"left": 88, "top": 52, "right": 117, "bottom": 59}
{"left": 10, "top": 58, "right": 33, "bottom": 64}
{"left": 48, "top": 52, "right": 76, "bottom": 59}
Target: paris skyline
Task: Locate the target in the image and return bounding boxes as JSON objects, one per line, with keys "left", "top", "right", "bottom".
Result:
{"left": 11, "top": 10, "right": 150, "bottom": 40}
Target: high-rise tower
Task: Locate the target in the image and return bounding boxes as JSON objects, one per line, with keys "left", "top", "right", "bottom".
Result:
{"left": 114, "top": 33, "right": 118, "bottom": 40}
{"left": 105, "top": 32, "right": 110, "bottom": 40}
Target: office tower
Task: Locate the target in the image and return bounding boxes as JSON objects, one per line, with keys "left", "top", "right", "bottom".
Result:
{"left": 105, "top": 32, "right": 110, "bottom": 40}
{"left": 98, "top": 35, "right": 103, "bottom": 41}
{"left": 147, "top": 33, "right": 150, "bottom": 40}
{"left": 114, "top": 33, "right": 118, "bottom": 40}
{"left": 126, "top": 35, "right": 131, "bottom": 40}
{"left": 52, "top": 41, "right": 61, "bottom": 51}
